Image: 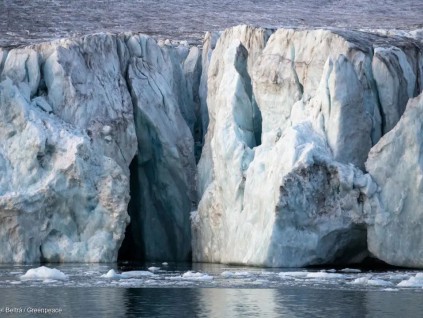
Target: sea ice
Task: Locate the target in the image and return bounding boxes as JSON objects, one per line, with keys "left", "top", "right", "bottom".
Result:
{"left": 340, "top": 268, "right": 361, "bottom": 273}
{"left": 350, "top": 277, "right": 393, "bottom": 286}
{"left": 101, "top": 269, "right": 155, "bottom": 279}
{"left": 178, "top": 271, "right": 214, "bottom": 281}
{"left": 306, "top": 272, "right": 346, "bottom": 279}
{"left": 397, "top": 274, "right": 423, "bottom": 287}
{"left": 100, "top": 269, "right": 121, "bottom": 279}
{"left": 121, "top": 271, "right": 155, "bottom": 278}
{"left": 278, "top": 272, "right": 309, "bottom": 278}
{"left": 20, "top": 266, "right": 68, "bottom": 281}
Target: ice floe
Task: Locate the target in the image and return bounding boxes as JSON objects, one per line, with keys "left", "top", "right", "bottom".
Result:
{"left": 20, "top": 266, "right": 68, "bottom": 281}
{"left": 350, "top": 277, "right": 393, "bottom": 287}
{"left": 168, "top": 271, "right": 213, "bottom": 281}
{"left": 397, "top": 274, "right": 423, "bottom": 287}
{"left": 101, "top": 269, "right": 155, "bottom": 279}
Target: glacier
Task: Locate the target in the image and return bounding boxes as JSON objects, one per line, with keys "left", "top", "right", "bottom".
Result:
{"left": 0, "top": 25, "right": 423, "bottom": 268}
{"left": 193, "top": 26, "right": 422, "bottom": 267}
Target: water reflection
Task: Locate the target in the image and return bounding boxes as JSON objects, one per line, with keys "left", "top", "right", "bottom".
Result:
{"left": 1, "top": 287, "right": 422, "bottom": 317}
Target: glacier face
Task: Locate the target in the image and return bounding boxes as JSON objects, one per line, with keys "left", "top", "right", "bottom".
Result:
{"left": 193, "top": 25, "right": 422, "bottom": 267}
{"left": 0, "top": 33, "right": 197, "bottom": 263}
{"left": 119, "top": 34, "right": 197, "bottom": 261}
{"left": 365, "top": 94, "right": 423, "bottom": 268}
{"left": 0, "top": 25, "right": 423, "bottom": 267}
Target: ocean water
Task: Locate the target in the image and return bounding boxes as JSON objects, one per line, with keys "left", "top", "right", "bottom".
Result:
{"left": 0, "top": 0, "right": 422, "bottom": 47}
{"left": 1, "top": 263, "right": 423, "bottom": 317}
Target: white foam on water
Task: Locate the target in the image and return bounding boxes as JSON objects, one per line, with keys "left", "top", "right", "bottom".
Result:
{"left": 20, "top": 266, "right": 68, "bottom": 281}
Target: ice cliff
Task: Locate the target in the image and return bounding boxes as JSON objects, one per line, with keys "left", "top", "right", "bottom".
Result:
{"left": 0, "top": 33, "right": 197, "bottom": 262}
{"left": 193, "top": 26, "right": 423, "bottom": 267}
{"left": 0, "top": 25, "right": 423, "bottom": 267}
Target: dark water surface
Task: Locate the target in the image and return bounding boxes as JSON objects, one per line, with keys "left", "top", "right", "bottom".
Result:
{"left": 0, "top": 263, "right": 423, "bottom": 317}
{"left": 1, "top": 287, "right": 423, "bottom": 317}
{"left": 0, "top": 0, "right": 422, "bottom": 47}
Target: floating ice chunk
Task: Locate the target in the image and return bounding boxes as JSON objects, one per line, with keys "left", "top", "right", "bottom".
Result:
{"left": 10, "top": 281, "right": 22, "bottom": 285}
{"left": 279, "top": 271, "right": 309, "bottom": 278}
{"left": 42, "top": 279, "right": 59, "bottom": 284}
{"left": 121, "top": 271, "right": 155, "bottom": 278}
{"left": 388, "top": 273, "right": 410, "bottom": 280}
{"left": 350, "top": 277, "right": 368, "bottom": 285}
{"left": 220, "top": 271, "right": 252, "bottom": 278}
{"left": 306, "top": 272, "right": 346, "bottom": 279}
{"left": 367, "top": 279, "right": 393, "bottom": 286}
{"left": 20, "top": 266, "right": 68, "bottom": 281}
{"left": 148, "top": 267, "right": 160, "bottom": 272}
{"left": 221, "top": 271, "right": 234, "bottom": 277}
{"left": 234, "top": 271, "right": 252, "bottom": 277}
{"left": 162, "top": 262, "right": 168, "bottom": 266}
{"left": 383, "top": 288, "right": 398, "bottom": 292}
{"left": 180, "top": 271, "right": 213, "bottom": 281}
{"left": 100, "top": 269, "right": 154, "bottom": 279}
{"left": 351, "top": 277, "right": 393, "bottom": 286}
{"left": 397, "top": 274, "right": 423, "bottom": 287}
{"left": 100, "top": 269, "right": 121, "bottom": 279}
{"left": 340, "top": 268, "right": 362, "bottom": 273}
{"left": 10, "top": 271, "right": 24, "bottom": 275}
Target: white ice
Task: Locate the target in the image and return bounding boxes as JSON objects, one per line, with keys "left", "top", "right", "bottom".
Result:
{"left": 20, "top": 266, "right": 68, "bottom": 281}
{"left": 306, "top": 272, "right": 346, "bottom": 279}
{"left": 101, "top": 269, "right": 155, "bottom": 279}
{"left": 350, "top": 277, "right": 393, "bottom": 287}
{"left": 397, "top": 274, "right": 423, "bottom": 287}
